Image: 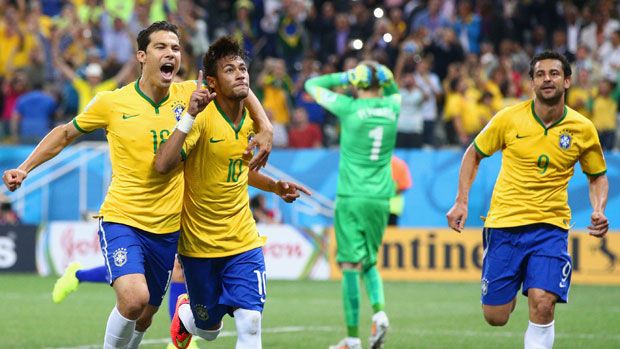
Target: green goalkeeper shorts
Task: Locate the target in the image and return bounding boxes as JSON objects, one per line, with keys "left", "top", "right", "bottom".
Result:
{"left": 334, "top": 196, "right": 389, "bottom": 265}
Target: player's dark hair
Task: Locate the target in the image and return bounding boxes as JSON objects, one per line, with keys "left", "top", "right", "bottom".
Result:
{"left": 528, "top": 50, "right": 572, "bottom": 79}
{"left": 203, "top": 36, "right": 247, "bottom": 78}
{"left": 137, "top": 21, "right": 179, "bottom": 52}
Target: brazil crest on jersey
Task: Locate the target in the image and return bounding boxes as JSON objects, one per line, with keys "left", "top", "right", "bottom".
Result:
{"left": 305, "top": 73, "right": 400, "bottom": 199}
{"left": 73, "top": 80, "right": 197, "bottom": 233}
{"left": 474, "top": 100, "right": 607, "bottom": 230}
{"left": 179, "top": 100, "right": 264, "bottom": 258}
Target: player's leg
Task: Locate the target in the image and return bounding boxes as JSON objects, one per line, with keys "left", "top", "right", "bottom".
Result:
{"left": 329, "top": 197, "right": 364, "bottom": 349}
{"left": 219, "top": 247, "right": 266, "bottom": 349}
{"left": 522, "top": 224, "right": 571, "bottom": 349}
{"left": 127, "top": 227, "right": 179, "bottom": 349}
{"left": 480, "top": 227, "right": 525, "bottom": 326}
{"left": 359, "top": 198, "right": 390, "bottom": 349}
{"left": 167, "top": 257, "right": 200, "bottom": 349}
{"left": 172, "top": 254, "right": 227, "bottom": 348}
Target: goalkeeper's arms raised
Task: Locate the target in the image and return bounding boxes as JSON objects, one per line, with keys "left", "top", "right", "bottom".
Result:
{"left": 304, "top": 72, "right": 354, "bottom": 117}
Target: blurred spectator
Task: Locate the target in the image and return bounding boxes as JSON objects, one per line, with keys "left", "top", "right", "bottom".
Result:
{"left": 580, "top": 3, "right": 620, "bottom": 55}
{"left": 267, "top": 109, "right": 289, "bottom": 148}
{"left": 288, "top": 107, "right": 322, "bottom": 149}
{"left": 591, "top": 79, "right": 617, "bottom": 151}
{"left": 229, "top": 0, "right": 256, "bottom": 58}
{"left": 276, "top": 0, "right": 306, "bottom": 70}
{"left": 0, "top": 201, "right": 20, "bottom": 225}
{"left": 102, "top": 17, "right": 134, "bottom": 66}
{"left": 305, "top": 1, "right": 337, "bottom": 61}
{"left": 567, "top": 68, "right": 594, "bottom": 118}
{"left": 389, "top": 155, "right": 412, "bottom": 226}
{"left": 0, "top": 7, "right": 38, "bottom": 80}
{"left": 453, "top": 0, "right": 481, "bottom": 54}
{"left": 250, "top": 194, "right": 279, "bottom": 224}
{"left": 599, "top": 30, "right": 620, "bottom": 81}
{"left": 53, "top": 39, "right": 135, "bottom": 114}
{"left": 258, "top": 57, "right": 293, "bottom": 125}
{"left": 414, "top": 56, "right": 442, "bottom": 147}
{"left": 396, "top": 71, "right": 424, "bottom": 148}
{"left": 11, "top": 81, "right": 59, "bottom": 144}
{"left": 426, "top": 28, "right": 466, "bottom": 81}
{"left": 1, "top": 70, "right": 28, "bottom": 141}
{"left": 411, "top": 0, "right": 451, "bottom": 39}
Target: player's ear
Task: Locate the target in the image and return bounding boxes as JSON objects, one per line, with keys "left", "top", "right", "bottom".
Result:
{"left": 136, "top": 50, "right": 146, "bottom": 65}
{"left": 564, "top": 76, "right": 571, "bottom": 90}
{"left": 206, "top": 76, "right": 216, "bottom": 92}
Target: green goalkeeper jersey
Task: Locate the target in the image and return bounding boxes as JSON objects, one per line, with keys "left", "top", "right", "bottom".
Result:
{"left": 305, "top": 72, "right": 401, "bottom": 199}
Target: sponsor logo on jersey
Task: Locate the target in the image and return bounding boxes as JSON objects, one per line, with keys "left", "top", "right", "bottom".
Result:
{"left": 113, "top": 248, "right": 128, "bottom": 267}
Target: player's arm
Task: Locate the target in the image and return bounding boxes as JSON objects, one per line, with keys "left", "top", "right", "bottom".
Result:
{"left": 155, "top": 71, "right": 215, "bottom": 174}
{"left": 446, "top": 143, "right": 484, "bottom": 232}
{"left": 248, "top": 171, "right": 311, "bottom": 203}
{"left": 304, "top": 73, "right": 353, "bottom": 116}
{"left": 2, "top": 121, "right": 82, "bottom": 191}
{"left": 587, "top": 174, "right": 609, "bottom": 237}
{"left": 244, "top": 88, "right": 273, "bottom": 171}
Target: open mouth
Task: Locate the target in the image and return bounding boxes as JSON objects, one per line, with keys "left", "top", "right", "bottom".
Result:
{"left": 160, "top": 63, "right": 174, "bottom": 81}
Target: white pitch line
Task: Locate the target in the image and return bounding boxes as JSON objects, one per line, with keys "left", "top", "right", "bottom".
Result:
{"left": 44, "top": 326, "right": 336, "bottom": 349}
{"left": 43, "top": 325, "right": 620, "bottom": 349}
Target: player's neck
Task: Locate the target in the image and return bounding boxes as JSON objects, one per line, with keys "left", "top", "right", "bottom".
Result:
{"left": 357, "top": 89, "right": 381, "bottom": 99}
{"left": 533, "top": 99, "right": 565, "bottom": 127}
{"left": 138, "top": 77, "right": 169, "bottom": 104}
{"left": 216, "top": 97, "right": 244, "bottom": 126}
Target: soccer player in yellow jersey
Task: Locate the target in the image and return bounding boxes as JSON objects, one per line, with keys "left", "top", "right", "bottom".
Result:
{"left": 155, "top": 37, "right": 310, "bottom": 349}
{"left": 447, "top": 51, "right": 609, "bottom": 349}
{"left": 2, "top": 22, "right": 273, "bottom": 349}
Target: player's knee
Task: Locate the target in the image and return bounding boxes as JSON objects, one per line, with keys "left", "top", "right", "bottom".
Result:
{"left": 484, "top": 314, "right": 509, "bottom": 326}
{"left": 234, "top": 309, "right": 262, "bottom": 336}
{"left": 196, "top": 322, "right": 223, "bottom": 341}
{"left": 531, "top": 299, "right": 555, "bottom": 320}
{"left": 117, "top": 293, "right": 149, "bottom": 318}
{"left": 483, "top": 311, "right": 510, "bottom": 326}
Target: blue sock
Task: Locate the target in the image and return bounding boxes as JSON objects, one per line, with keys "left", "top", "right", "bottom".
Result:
{"left": 168, "top": 282, "right": 187, "bottom": 320}
{"left": 75, "top": 265, "right": 109, "bottom": 283}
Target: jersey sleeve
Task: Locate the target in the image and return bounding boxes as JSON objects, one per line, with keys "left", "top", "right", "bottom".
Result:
{"left": 181, "top": 112, "right": 205, "bottom": 160}
{"left": 579, "top": 122, "right": 607, "bottom": 176}
{"left": 304, "top": 73, "right": 355, "bottom": 118}
{"left": 473, "top": 110, "right": 508, "bottom": 157}
{"left": 72, "top": 92, "right": 111, "bottom": 133}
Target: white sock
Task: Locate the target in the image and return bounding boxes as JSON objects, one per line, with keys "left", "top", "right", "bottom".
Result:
{"left": 234, "top": 309, "right": 262, "bottom": 349}
{"left": 524, "top": 320, "right": 555, "bottom": 349}
{"left": 104, "top": 306, "right": 136, "bottom": 349}
{"left": 179, "top": 303, "right": 198, "bottom": 335}
{"left": 126, "top": 330, "right": 144, "bottom": 349}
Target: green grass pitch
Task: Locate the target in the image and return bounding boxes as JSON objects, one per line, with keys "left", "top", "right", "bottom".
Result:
{"left": 1, "top": 274, "right": 619, "bottom": 348}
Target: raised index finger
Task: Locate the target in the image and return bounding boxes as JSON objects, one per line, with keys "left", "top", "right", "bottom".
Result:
{"left": 196, "top": 70, "right": 203, "bottom": 91}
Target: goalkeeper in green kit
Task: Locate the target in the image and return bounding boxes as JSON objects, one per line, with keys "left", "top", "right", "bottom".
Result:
{"left": 305, "top": 61, "right": 400, "bottom": 349}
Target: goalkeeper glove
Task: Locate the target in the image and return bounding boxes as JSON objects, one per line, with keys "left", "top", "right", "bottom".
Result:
{"left": 347, "top": 64, "right": 372, "bottom": 88}
{"left": 375, "top": 64, "right": 394, "bottom": 87}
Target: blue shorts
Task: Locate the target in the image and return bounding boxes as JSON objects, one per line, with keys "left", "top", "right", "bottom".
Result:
{"left": 98, "top": 220, "right": 179, "bottom": 307}
{"left": 179, "top": 247, "right": 266, "bottom": 329}
{"left": 481, "top": 223, "right": 572, "bottom": 306}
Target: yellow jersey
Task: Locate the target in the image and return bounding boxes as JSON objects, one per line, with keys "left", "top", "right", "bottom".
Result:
{"left": 179, "top": 100, "right": 264, "bottom": 258}
{"left": 591, "top": 96, "right": 617, "bottom": 131}
{"left": 474, "top": 100, "right": 607, "bottom": 230}
{"left": 72, "top": 78, "right": 118, "bottom": 113}
{"left": 73, "top": 80, "right": 196, "bottom": 233}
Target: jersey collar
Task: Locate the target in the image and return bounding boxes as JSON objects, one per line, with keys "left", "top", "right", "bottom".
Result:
{"left": 214, "top": 99, "right": 247, "bottom": 139}
{"left": 530, "top": 100, "right": 567, "bottom": 135}
{"left": 134, "top": 80, "right": 170, "bottom": 114}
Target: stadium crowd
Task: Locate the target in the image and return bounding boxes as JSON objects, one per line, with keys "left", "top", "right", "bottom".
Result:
{"left": 1, "top": 0, "right": 619, "bottom": 150}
